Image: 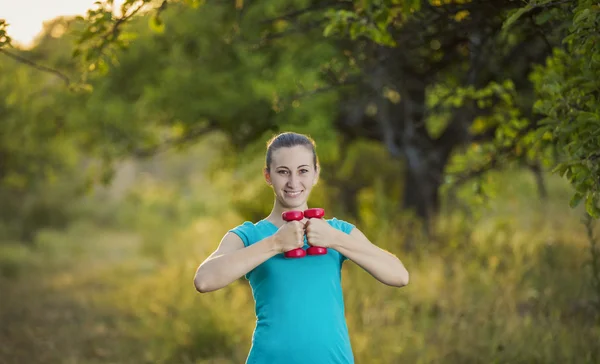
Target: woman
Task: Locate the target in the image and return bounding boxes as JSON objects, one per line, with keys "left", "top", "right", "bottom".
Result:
{"left": 194, "top": 132, "right": 409, "bottom": 364}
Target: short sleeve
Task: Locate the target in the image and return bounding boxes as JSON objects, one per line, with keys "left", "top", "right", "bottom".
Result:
{"left": 327, "top": 218, "right": 355, "bottom": 263}
{"left": 331, "top": 217, "right": 354, "bottom": 234}
{"left": 228, "top": 221, "right": 256, "bottom": 248}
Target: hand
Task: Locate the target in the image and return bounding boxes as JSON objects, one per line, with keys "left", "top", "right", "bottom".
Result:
{"left": 273, "top": 220, "right": 305, "bottom": 253}
{"left": 305, "top": 218, "right": 339, "bottom": 249}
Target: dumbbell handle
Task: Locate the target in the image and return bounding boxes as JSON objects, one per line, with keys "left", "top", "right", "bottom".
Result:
{"left": 281, "top": 210, "right": 306, "bottom": 258}
{"left": 304, "top": 208, "right": 327, "bottom": 255}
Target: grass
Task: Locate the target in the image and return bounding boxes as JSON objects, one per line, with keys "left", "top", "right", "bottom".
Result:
{"left": 0, "top": 155, "right": 599, "bottom": 363}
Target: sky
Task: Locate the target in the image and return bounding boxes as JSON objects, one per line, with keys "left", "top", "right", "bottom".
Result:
{"left": 0, "top": 0, "right": 123, "bottom": 48}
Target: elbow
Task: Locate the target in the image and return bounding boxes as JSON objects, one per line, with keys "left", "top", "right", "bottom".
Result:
{"left": 398, "top": 270, "right": 410, "bottom": 287}
{"left": 391, "top": 268, "right": 410, "bottom": 288}
{"left": 193, "top": 272, "right": 214, "bottom": 293}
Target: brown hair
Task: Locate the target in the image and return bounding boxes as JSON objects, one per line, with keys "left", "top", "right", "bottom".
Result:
{"left": 265, "top": 132, "right": 318, "bottom": 172}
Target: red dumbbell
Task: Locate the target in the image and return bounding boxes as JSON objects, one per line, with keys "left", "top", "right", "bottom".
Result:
{"left": 281, "top": 210, "right": 306, "bottom": 258}
{"left": 304, "top": 208, "right": 328, "bottom": 255}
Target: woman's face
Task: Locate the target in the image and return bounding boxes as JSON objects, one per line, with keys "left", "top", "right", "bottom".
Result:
{"left": 265, "top": 145, "right": 318, "bottom": 210}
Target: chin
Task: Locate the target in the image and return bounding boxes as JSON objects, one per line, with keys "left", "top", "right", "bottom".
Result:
{"left": 278, "top": 195, "right": 308, "bottom": 209}
{"left": 282, "top": 201, "right": 307, "bottom": 209}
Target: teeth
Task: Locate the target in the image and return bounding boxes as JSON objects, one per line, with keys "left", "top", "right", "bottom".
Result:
{"left": 286, "top": 191, "right": 301, "bottom": 196}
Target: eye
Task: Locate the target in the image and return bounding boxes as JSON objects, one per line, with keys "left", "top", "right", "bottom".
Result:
{"left": 278, "top": 170, "right": 289, "bottom": 175}
{"left": 300, "top": 169, "right": 309, "bottom": 174}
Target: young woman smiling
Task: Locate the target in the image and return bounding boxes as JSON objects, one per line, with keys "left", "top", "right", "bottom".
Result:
{"left": 194, "top": 132, "right": 409, "bottom": 364}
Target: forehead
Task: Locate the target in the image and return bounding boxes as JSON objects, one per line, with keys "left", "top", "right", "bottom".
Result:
{"left": 271, "top": 145, "right": 313, "bottom": 167}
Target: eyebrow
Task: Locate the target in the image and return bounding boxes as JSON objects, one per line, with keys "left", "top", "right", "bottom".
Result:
{"left": 276, "top": 165, "right": 310, "bottom": 169}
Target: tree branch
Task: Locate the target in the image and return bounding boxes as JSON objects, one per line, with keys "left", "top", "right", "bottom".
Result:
{"left": 527, "top": 0, "right": 572, "bottom": 14}
{"left": 260, "top": 19, "right": 328, "bottom": 43}
{"left": 276, "top": 75, "right": 360, "bottom": 109}
{"left": 450, "top": 120, "right": 540, "bottom": 187}
{"left": 259, "top": 0, "right": 352, "bottom": 24}
{"left": 80, "top": 0, "right": 160, "bottom": 62}
{"left": 96, "top": 1, "right": 149, "bottom": 52}
{"left": 0, "top": 48, "right": 71, "bottom": 86}
{"left": 132, "top": 123, "right": 217, "bottom": 158}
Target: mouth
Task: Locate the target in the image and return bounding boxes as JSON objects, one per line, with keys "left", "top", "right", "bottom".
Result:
{"left": 284, "top": 190, "right": 303, "bottom": 198}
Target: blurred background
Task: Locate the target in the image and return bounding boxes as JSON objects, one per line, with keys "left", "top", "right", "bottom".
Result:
{"left": 1, "top": 0, "right": 599, "bottom": 363}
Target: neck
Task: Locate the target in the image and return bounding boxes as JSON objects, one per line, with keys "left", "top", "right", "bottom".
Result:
{"left": 266, "top": 199, "right": 309, "bottom": 225}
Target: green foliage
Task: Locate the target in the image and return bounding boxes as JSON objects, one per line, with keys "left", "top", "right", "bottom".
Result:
{"left": 0, "top": 46, "right": 88, "bottom": 241}
{"left": 429, "top": 80, "right": 526, "bottom": 138}
{"left": 583, "top": 213, "right": 600, "bottom": 317}
{"left": 1, "top": 161, "right": 599, "bottom": 363}
{"left": 1, "top": 2, "right": 599, "bottom": 362}
{"left": 73, "top": 0, "right": 159, "bottom": 77}
{"left": 0, "top": 0, "right": 346, "bottom": 241}
{"left": 2, "top": 0, "right": 598, "bottom": 228}
{"left": 0, "top": 19, "right": 11, "bottom": 48}
{"left": 323, "top": 0, "right": 421, "bottom": 46}
{"left": 0, "top": 57, "right": 76, "bottom": 189}
{"left": 526, "top": 0, "right": 600, "bottom": 217}
{"left": 0, "top": 243, "right": 32, "bottom": 278}
{"left": 67, "top": 1, "right": 344, "bottom": 168}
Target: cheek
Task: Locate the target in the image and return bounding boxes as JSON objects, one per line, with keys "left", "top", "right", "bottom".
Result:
{"left": 271, "top": 178, "right": 284, "bottom": 187}
{"left": 304, "top": 175, "right": 317, "bottom": 185}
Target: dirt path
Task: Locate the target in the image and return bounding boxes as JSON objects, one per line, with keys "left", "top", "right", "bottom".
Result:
{"left": 0, "top": 229, "right": 144, "bottom": 364}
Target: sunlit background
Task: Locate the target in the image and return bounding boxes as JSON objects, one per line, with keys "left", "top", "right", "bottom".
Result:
{"left": 1, "top": 1, "right": 599, "bottom": 364}
{"left": 1, "top": 1, "right": 124, "bottom": 47}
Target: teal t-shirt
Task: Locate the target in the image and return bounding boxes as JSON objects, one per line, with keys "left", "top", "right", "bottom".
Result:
{"left": 229, "top": 218, "right": 355, "bottom": 364}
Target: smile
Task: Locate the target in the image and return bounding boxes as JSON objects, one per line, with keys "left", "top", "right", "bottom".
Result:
{"left": 284, "top": 190, "right": 303, "bottom": 197}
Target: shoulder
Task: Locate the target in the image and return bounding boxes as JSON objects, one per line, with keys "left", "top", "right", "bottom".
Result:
{"left": 326, "top": 217, "right": 355, "bottom": 235}
{"left": 228, "top": 221, "right": 257, "bottom": 247}
{"left": 228, "top": 220, "right": 273, "bottom": 247}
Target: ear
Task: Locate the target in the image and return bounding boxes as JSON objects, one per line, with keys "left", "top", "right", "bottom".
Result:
{"left": 264, "top": 168, "right": 272, "bottom": 186}
{"left": 313, "top": 165, "right": 320, "bottom": 185}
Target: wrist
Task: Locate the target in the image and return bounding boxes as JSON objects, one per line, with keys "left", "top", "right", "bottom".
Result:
{"left": 266, "top": 235, "right": 283, "bottom": 254}
{"left": 329, "top": 229, "right": 348, "bottom": 250}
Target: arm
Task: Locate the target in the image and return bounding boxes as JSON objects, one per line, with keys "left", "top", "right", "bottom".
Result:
{"left": 333, "top": 228, "right": 409, "bottom": 287}
{"left": 193, "top": 232, "right": 279, "bottom": 293}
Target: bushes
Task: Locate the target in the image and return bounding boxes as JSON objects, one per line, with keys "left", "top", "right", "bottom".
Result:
{"left": 0, "top": 183, "right": 74, "bottom": 242}
{"left": 1, "top": 154, "right": 599, "bottom": 363}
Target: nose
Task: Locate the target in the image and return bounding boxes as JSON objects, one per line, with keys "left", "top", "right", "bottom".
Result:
{"left": 287, "top": 173, "right": 300, "bottom": 188}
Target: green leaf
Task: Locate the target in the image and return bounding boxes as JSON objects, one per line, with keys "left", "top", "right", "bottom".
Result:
{"left": 535, "top": 9, "right": 554, "bottom": 25}
{"left": 585, "top": 192, "right": 600, "bottom": 218}
{"left": 323, "top": 23, "right": 337, "bottom": 37}
{"left": 149, "top": 14, "right": 165, "bottom": 33}
{"left": 570, "top": 191, "right": 585, "bottom": 208}
{"left": 502, "top": 4, "right": 533, "bottom": 30}
{"left": 573, "top": 8, "right": 591, "bottom": 26}
{"left": 576, "top": 111, "right": 600, "bottom": 124}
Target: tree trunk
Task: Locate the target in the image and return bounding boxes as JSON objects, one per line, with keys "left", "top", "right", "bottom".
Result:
{"left": 402, "top": 164, "right": 439, "bottom": 221}
{"left": 400, "top": 146, "right": 449, "bottom": 232}
{"left": 528, "top": 161, "right": 548, "bottom": 200}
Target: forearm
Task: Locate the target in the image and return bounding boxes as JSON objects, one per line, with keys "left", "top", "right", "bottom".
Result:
{"left": 332, "top": 230, "right": 409, "bottom": 287}
{"left": 194, "top": 236, "right": 279, "bottom": 292}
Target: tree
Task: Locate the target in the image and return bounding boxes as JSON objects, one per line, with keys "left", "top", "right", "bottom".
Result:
{"left": 316, "top": 0, "right": 558, "bottom": 223}
{"left": 523, "top": 0, "right": 600, "bottom": 217}
{"left": 0, "top": 25, "right": 84, "bottom": 240}
{"left": 1, "top": 0, "right": 598, "bottom": 228}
